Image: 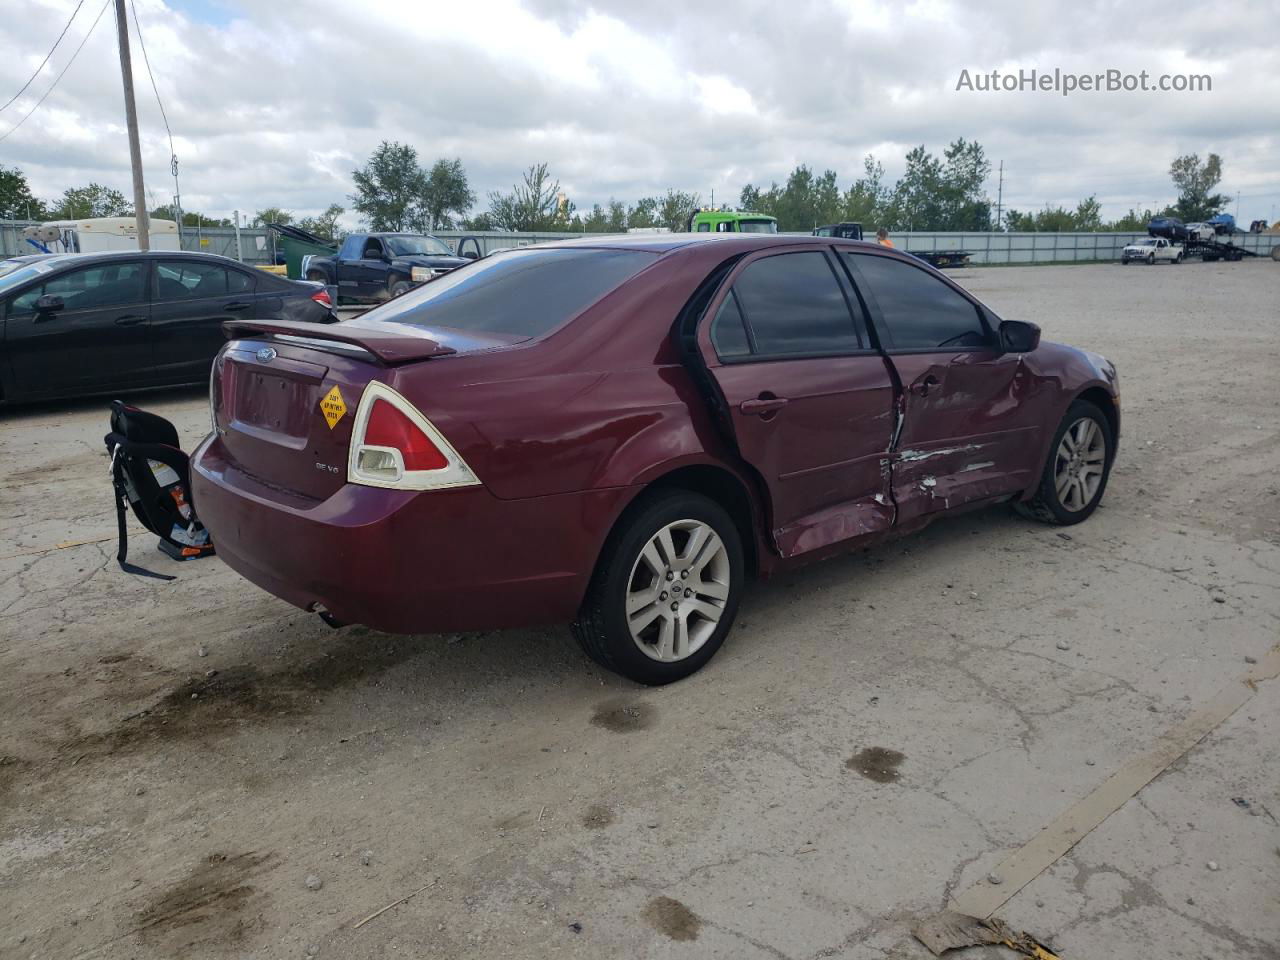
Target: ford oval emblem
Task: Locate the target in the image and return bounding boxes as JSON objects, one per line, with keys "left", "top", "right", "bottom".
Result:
{"left": 255, "top": 346, "right": 277, "bottom": 364}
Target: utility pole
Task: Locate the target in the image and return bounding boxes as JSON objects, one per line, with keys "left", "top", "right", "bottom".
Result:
{"left": 995, "top": 160, "right": 1004, "bottom": 231}
{"left": 114, "top": 0, "right": 150, "bottom": 250}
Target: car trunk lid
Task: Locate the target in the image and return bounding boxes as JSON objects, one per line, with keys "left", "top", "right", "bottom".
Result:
{"left": 215, "top": 320, "right": 523, "bottom": 501}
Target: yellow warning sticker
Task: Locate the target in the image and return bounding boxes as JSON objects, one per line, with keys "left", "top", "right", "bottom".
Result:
{"left": 319, "top": 385, "right": 347, "bottom": 429}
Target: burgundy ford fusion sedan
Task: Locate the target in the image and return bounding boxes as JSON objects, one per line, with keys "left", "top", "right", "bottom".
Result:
{"left": 192, "top": 234, "right": 1119, "bottom": 684}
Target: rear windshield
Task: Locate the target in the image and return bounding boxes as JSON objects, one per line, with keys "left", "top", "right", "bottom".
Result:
{"left": 365, "top": 247, "right": 656, "bottom": 337}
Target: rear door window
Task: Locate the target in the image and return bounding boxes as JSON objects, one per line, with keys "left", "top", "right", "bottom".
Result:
{"left": 368, "top": 248, "right": 656, "bottom": 337}
{"left": 845, "top": 253, "right": 989, "bottom": 350}
{"left": 156, "top": 261, "right": 238, "bottom": 300}
{"left": 719, "top": 251, "right": 864, "bottom": 359}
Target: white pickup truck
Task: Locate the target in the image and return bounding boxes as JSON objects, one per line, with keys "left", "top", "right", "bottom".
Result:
{"left": 1121, "top": 236, "right": 1184, "bottom": 264}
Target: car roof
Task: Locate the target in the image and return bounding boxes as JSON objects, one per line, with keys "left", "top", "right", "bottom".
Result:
{"left": 11, "top": 250, "right": 259, "bottom": 268}
{"left": 517, "top": 233, "right": 887, "bottom": 255}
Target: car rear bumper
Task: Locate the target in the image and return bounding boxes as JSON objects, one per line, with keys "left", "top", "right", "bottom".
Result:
{"left": 191, "top": 435, "right": 637, "bottom": 634}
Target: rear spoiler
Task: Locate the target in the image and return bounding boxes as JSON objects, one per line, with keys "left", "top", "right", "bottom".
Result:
{"left": 222, "top": 319, "right": 456, "bottom": 365}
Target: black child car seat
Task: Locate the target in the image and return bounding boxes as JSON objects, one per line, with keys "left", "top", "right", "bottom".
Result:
{"left": 104, "top": 400, "right": 214, "bottom": 580}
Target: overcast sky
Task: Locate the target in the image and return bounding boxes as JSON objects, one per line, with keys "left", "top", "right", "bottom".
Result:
{"left": 2, "top": 0, "right": 1278, "bottom": 228}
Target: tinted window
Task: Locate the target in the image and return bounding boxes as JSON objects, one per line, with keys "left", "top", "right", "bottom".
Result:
{"left": 696, "top": 222, "right": 710, "bottom": 232}
{"left": 366, "top": 248, "right": 656, "bottom": 337}
{"left": 731, "top": 251, "right": 861, "bottom": 357}
{"left": 11, "top": 261, "right": 146, "bottom": 314}
{"left": 738, "top": 219, "right": 778, "bottom": 234}
{"left": 710, "top": 290, "right": 751, "bottom": 358}
{"left": 156, "top": 261, "right": 247, "bottom": 299}
{"left": 847, "top": 253, "right": 988, "bottom": 349}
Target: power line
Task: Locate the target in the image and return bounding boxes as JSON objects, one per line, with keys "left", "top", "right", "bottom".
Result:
{"left": 0, "top": 0, "right": 111, "bottom": 145}
{"left": 0, "top": 0, "right": 87, "bottom": 113}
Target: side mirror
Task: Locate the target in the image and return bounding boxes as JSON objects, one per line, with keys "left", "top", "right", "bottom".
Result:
{"left": 363, "top": 250, "right": 385, "bottom": 261}
{"left": 999, "top": 319, "right": 1040, "bottom": 353}
{"left": 461, "top": 249, "right": 478, "bottom": 260}
{"left": 35, "top": 293, "right": 65, "bottom": 313}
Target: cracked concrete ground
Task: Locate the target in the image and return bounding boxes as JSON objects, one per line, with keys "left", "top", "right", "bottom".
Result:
{"left": 1, "top": 260, "right": 1278, "bottom": 959}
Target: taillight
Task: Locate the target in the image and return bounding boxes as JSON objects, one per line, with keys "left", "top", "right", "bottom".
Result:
{"left": 311, "top": 288, "right": 333, "bottom": 307}
{"left": 347, "top": 381, "right": 479, "bottom": 490}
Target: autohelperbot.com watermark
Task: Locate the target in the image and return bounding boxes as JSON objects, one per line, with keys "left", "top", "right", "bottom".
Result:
{"left": 955, "top": 68, "right": 1211, "bottom": 97}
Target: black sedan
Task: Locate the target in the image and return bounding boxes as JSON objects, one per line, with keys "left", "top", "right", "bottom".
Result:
{"left": 0, "top": 251, "right": 335, "bottom": 403}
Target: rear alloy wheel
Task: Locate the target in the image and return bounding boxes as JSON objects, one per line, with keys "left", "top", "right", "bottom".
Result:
{"left": 574, "top": 491, "right": 743, "bottom": 684}
{"left": 1017, "top": 400, "right": 1114, "bottom": 525}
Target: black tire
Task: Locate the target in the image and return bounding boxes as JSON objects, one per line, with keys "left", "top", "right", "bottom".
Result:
{"left": 1147, "top": 253, "right": 1155, "bottom": 265}
{"left": 1016, "top": 400, "right": 1115, "bottom": 526}
{"left": 390, "top": 280, "right": 412, "bottom": 298}
{"left": 573, "top": 490, "right": 744, "bottom": 685}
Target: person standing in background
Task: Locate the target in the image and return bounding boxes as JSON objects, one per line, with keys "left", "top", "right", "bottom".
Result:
{"left": 876, "top": 228, "right": 894, "bottom": 248}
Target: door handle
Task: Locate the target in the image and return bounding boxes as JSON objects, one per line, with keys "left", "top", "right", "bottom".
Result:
{"left": 114, "top": 314, "right": 147, "bottom": 326}
{"left": 911, "top": 374, "right": 940, "bottom": 397}
{"left": 223, "top": 301, "right": 252, "bottom": 312}
{"left": 740, "top": 396, "right": 789, "bottom": 416}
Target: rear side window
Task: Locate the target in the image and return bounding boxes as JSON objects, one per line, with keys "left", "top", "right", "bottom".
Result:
{"left": 369, "top": 248, "right": 656, "bottom": 337}
{"left": 710, "top": 290, "right": 751, "bottom": 358}
{"left": 846, "top": 253, "right": 988, "bottom": 349}
{"left": 156, "top": 261, "right": 253, "bottom": 300}
{"left": 722, "top": 251, "right": 862, "bottom": 358}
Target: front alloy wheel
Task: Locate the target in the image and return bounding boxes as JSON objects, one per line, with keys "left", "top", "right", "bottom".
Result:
{"left": 574, "top": 491, "right": 744, "bottom": 684}
{"left": 1017, "top": 399, "right": 1115, "bottom": 525}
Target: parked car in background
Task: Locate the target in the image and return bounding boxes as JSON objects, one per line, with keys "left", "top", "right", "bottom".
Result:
{"left": 302, "top": 232, "right": 469, "bottom": 302}
{"left": 1184, "top": 222, "right": 1215, "bottom": 242}
{"left": 1147, "top": 216, "right": 1188, "bottom": 241}
{"left": 1122, "top": 237, "right": 1183, "bottom": 264}
{"left": 194, "top": 234, "right": 1120, "bottom": 684}
{"left": 0, "top": 251, "right": 335, "bottom": 403}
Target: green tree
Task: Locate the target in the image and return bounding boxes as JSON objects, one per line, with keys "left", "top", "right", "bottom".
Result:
{"left": 627, "top": 196, "right": 660, "bottom": 229}
{"left": 582, "top": 203, "right": 609, "bottom": 232}
{"left": 417, "top": 157, "right": 474, "bottom": 231}
{"left": 606, "top": 199, "right": 627, "bottom": 232}
{"left": 658, "top": 189, "right": 700, "bottom": 232}
{"left": 296, "top": 203, "right": 345, "bottom": 242}
{"left": 1106, "top": 207, "right": 1155, "bottom": 232}
{"left": 882, "top": 146, "right": 943, "bottom": 230}
{"left": 251, "top": 207, "right": 293, "bottom": 227}
{"left": 0, "top": 166, "right": 45, "bottom": 220}
{"left": 149, "top": 204, "right": 231, "bottom": 228}
{"left": 738, "top": 184, "right": 763, "bottom": 212}
{"left": 843, "top": 155, "right": 888, "bottom": 226}
{"left": 1169, "top": 153, "right": 1227, "bottom": 222}
{"left": 51, "top": 183, "right": 132, "bottom": 219}
{"left": 459, "top": 211, "right": 495, "bottom": 231}
{"left": 937, "top": 138, "right": 991, "bottom": 230}
{"left": 351, "top": 141, "right": 427, "bottom": 231}
{"left": 1072, "top": 196, "right": 1102, "bottom": 231}
{"left": 486, "top": 163, "right": 573, "bottom": 231}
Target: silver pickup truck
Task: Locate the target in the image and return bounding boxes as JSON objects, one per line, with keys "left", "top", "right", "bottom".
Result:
{"left": 1121, "top": 237, "right": 1184, "bottom": 264}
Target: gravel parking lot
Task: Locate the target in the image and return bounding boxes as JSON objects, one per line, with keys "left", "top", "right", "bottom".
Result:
{"left": 2, "top": 260, "right": 1277, "bottom": 959}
